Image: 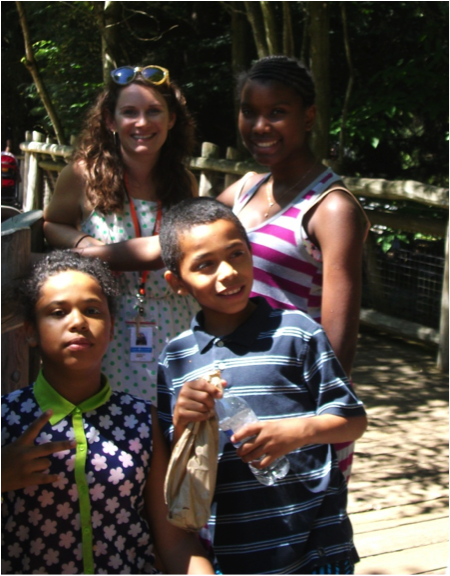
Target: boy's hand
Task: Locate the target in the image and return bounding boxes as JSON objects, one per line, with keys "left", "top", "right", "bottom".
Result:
{"left": 172, "top": 378, "right": 224, "bottom": 443}
{"left": 232, "top": 414, "right": 368, "bottom": 469}
{"left": 1, "top": 410, "right": 76, "bottom": 493}
{"left": 232, "top": 419, "right": 298, "bottom": 469}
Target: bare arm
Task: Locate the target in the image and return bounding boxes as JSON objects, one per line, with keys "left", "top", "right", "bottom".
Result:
{"left": 43, "top": 163, "right": 101, "bottom": 249}
{"left": 306, "top": 191, "right": 368, "bottom": 376}
{"left": 75, "top": 236, "right": 164, "bottom": 271}
{"left": 145, "top": 407, "right": 214, "bottom": 574}
{"left": 188, "top": 170, "right": 199, "bottom": 197}
{"left": 80, "top": 171, "right": 199, "bottom": 269}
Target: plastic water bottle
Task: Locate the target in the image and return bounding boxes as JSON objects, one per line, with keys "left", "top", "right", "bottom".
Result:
{"left": 215, "top": 395, "right": 290, "bottom": 486}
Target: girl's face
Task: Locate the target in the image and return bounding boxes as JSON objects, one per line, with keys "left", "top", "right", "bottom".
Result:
{"left": 238, "top": 79, "right": 316, "bottom": 168}
{"left": 26, "top": 271, "right": 113, "bottom": 375}
{"left": 108, "top": 83, "right": 176, "bottom": 159}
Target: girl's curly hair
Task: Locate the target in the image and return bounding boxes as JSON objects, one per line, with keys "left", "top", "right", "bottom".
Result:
{"left": 21, "top": 250, "right": 119, "bottom": 324}
{"left": 73, "top": 72, "right": 196, "bottom": 214}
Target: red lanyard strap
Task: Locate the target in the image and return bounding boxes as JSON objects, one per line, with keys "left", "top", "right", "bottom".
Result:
{"left": 124, "top": 173, "right": 162, "bottom": 295}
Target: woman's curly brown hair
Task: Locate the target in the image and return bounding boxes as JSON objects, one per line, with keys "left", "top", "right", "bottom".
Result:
{"left": 73, "top": 74, "right": 196, "bottom": 214}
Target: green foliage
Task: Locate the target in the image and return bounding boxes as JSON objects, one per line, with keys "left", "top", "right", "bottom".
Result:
{"left": 2, "top": 0, "right": 448, "bottom": 185}
{"left": 328, "top": 1, "right": 449, "bottom": 186}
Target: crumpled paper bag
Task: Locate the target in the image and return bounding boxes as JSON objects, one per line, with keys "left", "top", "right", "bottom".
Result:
{"left": 164, "top": 416, "right": 219, "bottom": 531}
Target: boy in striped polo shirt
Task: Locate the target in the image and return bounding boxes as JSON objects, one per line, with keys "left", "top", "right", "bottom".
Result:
{"left": 157, "top": 197, "right": 368, "bottom": 575}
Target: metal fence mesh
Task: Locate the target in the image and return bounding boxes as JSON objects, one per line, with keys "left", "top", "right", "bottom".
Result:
{"left": 362, "top": 239, "right": 445, "bottom": 329}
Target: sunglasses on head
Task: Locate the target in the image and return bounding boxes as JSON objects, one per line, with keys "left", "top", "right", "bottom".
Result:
{"left": 110, "top": 66, "right": 170, "bottom": 86}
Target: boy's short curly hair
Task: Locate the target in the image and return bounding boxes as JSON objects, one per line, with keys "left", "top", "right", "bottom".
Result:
{"left": 21, "top": 250, "right": 119, "bottom": 324}
{"left": 159, "top": 197, "right": 250, "bottom": 277}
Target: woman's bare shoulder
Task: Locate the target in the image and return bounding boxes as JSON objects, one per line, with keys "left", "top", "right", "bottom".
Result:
{"left": 217, "top": 171, "right": 265, "bottom": 207}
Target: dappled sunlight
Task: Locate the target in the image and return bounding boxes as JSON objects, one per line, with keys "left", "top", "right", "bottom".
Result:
{"left": 349, "top": 328, "right": 448, "bottom": 514}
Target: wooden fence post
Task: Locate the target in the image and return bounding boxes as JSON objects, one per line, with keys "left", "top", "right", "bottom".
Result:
{"left": 224, "top": 147, "right": 241, "bottom": 189}
{"left": 198, "top": 142, "right": 221, "bottom": 196}
{"left": 1, "top": 227, "right": 31, "bottom": 394}
{"left": 23, "top": 131, "right": 45, "bottom": 212}
{"left": 363, "top": 232, "right": 387, "bottom": 313}
{"left": 437, "top": 223, "right": 449, "bottom": 372}
{"left": 1, "top": 211, "right": 44, "bottom": 394}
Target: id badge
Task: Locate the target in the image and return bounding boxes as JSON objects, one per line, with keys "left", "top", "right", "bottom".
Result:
{"left": 128, "top": 325, "right": 153, "bottom": 362}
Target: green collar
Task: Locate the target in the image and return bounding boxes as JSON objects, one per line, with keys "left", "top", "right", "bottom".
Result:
{"left": 34, "top": 370, "right": 111, "bottom": 425}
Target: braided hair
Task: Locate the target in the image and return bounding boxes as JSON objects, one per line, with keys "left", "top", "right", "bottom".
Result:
{"left": 237, "top": 55, "right": 315, "bottom": 107}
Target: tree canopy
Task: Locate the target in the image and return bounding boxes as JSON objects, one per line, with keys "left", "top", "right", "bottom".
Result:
{"left": 1, "top": 1, "right": 448, "bottom": 185}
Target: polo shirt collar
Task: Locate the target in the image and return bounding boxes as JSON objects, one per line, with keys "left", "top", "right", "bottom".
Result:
{"left": 192, "top": 296, "right": 272, "bottom": 353}
{"left": 34, "top": 370, "right": 111, "bottom": 425}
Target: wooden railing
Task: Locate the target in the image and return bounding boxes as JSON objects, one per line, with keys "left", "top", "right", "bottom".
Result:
{"left": 2, "top": 133, "right": 448, "bottom": 394}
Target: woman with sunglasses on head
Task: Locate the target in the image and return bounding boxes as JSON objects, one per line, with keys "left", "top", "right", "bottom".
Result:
{"left": 44, "top": 65, "right": 199, "bottom": 404}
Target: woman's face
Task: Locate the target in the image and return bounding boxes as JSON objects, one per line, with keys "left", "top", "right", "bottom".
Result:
{"left": 238, "top": 79, "right": 316, "bottom": 168}
{"left": 108, "top": 83, "right": 176, "bottom": 159}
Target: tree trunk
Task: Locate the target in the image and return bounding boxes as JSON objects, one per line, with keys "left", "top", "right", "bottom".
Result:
{"left": 309, "top": 2, "right": 330, "bottom": 161}
{"left": 300, "top": 6, "right": 310, "bottom": 63}
{"left": 244, "top": 1, "right": 269, "bottom": 58}
{"left": 260, "top": 1, "right": 279, "bottom": 55}
{"left": 338, "top": 1, "right": 354, "bottom": 168}
{"left": 15, "top": 1, "right": 66, "bottom": 145}
{"left": 282, "top": 1, "right": 295, "bottom": 57}
{"left": 230, "top": 1, "right": 249, "bottom": 152}
{"left": 92, "top": 0, "right": 121, "bottom": 84}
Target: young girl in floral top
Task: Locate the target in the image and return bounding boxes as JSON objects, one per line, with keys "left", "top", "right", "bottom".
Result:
{"left": 1, "top": 250, "right": 213, "bottom": 575}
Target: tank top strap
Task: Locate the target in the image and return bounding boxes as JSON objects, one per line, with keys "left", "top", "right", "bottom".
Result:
{"left": 304, "top": 184, "right": 371, "bottom": 241}
{"left": 233, "top": 172, "right": 271, "bottom": 214}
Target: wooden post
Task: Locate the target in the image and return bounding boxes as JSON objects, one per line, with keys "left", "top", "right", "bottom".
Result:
{"left": 1, "top": 227, "right": 31, "bottom": 394}
{"left": 1, "top": 211, "right": 44, "bottom": 393}
{"left": 23, "top": 131, "right": 45, "bottom": 212}
{"left": 437, "top": 223, "right": 449, "bottom": 372}
{"left": 363, "top": 232, "right": 387, "bottom": 313}
{"left": 198, "top": 142, "right": 221, "bottom": 197}
{"left": 224, "top": 147, "right": 241, "bottom": 189}
{"left": 21, "top": 131, "right": 32, "bottom": 211}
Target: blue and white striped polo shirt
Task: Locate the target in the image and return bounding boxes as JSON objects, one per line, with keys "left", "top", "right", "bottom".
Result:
{"left": 157, "top": 297, "right": 365, "bottom": 574}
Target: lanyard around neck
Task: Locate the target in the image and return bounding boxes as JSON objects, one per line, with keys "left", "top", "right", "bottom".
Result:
{"left": 124, "top": 172, "right": 162, "bottom": 296}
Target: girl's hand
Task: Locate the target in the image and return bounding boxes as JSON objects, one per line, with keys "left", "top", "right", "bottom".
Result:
{"left": 2, "top": 410, "right": 76, "bottom": 493}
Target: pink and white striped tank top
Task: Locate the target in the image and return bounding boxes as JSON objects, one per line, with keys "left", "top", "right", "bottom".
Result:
{"left": 233, "top": 168, "right": 344, "bottom": 322}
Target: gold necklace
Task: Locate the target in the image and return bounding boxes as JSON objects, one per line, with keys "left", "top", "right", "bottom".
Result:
{"left": 264, "top": 161, "right": 318, "bottom": 218}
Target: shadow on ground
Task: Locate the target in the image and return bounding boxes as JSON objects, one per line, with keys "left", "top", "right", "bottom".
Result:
{"left": 349, "top": 327, "right": 449, "bottom": 515}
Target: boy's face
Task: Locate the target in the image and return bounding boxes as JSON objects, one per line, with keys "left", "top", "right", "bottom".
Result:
{"left": 165, "top": 219, "right": 254, "bottom": 333}
{"left": 26, "top": 271, "right": 113, "bottom": 374}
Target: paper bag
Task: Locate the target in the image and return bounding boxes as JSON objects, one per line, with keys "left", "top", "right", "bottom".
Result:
{"left": 164, "top": 417, "right": 219, "bottom": 532}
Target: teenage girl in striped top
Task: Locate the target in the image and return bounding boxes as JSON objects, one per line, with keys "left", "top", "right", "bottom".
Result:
{"left": 218, "top": 56, "right": 370, "bottom": 480}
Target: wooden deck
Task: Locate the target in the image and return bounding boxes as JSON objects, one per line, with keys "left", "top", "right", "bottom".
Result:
{"left": 349, "top": 328, "right": 449, "bottom": 575}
